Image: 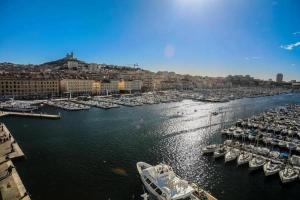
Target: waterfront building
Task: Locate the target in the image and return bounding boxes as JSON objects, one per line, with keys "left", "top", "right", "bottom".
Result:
{"left": 0, "top": 78, "right": 59, "bottom": 99}
{"left": 141, "top": 72, "right": 155, "bottom": 91}
{"left": 276, "top": 73, "right": 283, "bottom": 83}
{"left": 60, "top": 79, "right": 94, "bottom": 96}
{"left": 118, "top": 79, "right": 142, "bottom": 93}
{"left": 100, "top": 80, "right": 119, "bottom": 95}
{"left": 92, "top": 81, "right": 101, "bottom": 95}
{"left": 160, "top": 80, "right": 182, "bottom": 90}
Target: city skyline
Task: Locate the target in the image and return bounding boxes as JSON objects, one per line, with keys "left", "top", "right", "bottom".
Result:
{"left": 1, "top": 0, "right": 300, "bottom": 81}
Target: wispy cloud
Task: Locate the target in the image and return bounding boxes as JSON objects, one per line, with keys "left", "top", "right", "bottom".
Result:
{"left": 245, "top": 56, "right": 261, "bottom": 60}
{"left": 291, "top": 63, "right": 296, "bottom": 67}
{"left": 293, "top": 32, "right": 300, "bottom": 35}
{"left": 280, "top": 42, "right": 300, "bottom": 50}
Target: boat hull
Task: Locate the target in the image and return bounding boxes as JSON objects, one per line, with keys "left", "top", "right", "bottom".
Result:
{"left": 279, "top": 172, "right": 298, "bottom": 183}
{"left": 137, "top": 162, "right": 166, "bottom": 200}
{"left": 263, "top": 164, "right": 280, "bottom": 176}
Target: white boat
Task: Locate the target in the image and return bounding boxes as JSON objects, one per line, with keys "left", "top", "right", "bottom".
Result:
{"left": 232, "top": 141, "right": 241, "bottom": 148}
{"left": 289, "top": 155, "right": 300, "bottom": 167}
{"left": 213, "top": 146, "right": 228, "bottom": 158}
{"left": 278, "top": 140, "right": 287, "bottom": 148}
{"left": 263, "top": 161, "right": 282, "bottom": 176}
{"left": 249, "top": 156, "right": 266, "bottom": 170}
{"left": 136, "top": 162, "right": 217, "bottom": 200}
{"left": 221, "top": 129, "right": 228, "bottom": 135}
{"left": 268, "top": 151, "right": 280, "bottom": 159}
{"left": 279, "top": 166, "right": 299, "bottom": 183}
{"left": 202, "top": 144, "right": 218, "bottom": 154}
{"left": 254, "top": 147, "right": 270, "bottom": 156}
{"left": 243, "top": 144, "right": 255, "bottom": 152}
{"left": 223, "top": 140, "right": 233, "bottom": 146}
{"left": 237, "top": 151, "right": 252, "bottom": 166}
{"left": 233, "top": 129, "right": 243, "bottom": 138}
{"left": 226, "top": 128, "right": 235, "bottom": 137}
{"left": 224, "top": 149, "right": 240, "bottom": 163}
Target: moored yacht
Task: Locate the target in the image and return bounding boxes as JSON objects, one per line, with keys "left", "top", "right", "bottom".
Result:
{"left": 249, "top": 156, "right": 266, "bottom": 170}
{"left": 213, "top": 146, "right": 228, "bottom": 158}
{"left": 263, "top": 161, "right": 282, "bottom": 176}
{"left": 136, "top": 162, "right": 217, "bottom": 200}
{"left": 279, "top": 166, "right": 299, "bottom": 183}
{"left": 237, "top": 151, "right": 252, "bottom": 166}
{"left": 202, "top": 144, "right": 219, "bottom": 154}
{"left": 225, "top": 148, "right": 240, "bottom": 163}
{"left": 233, "top": 129, "right": 243, "bottom": 138}
{"left": 268, "top": 151, "right": 280, "bottom": 159}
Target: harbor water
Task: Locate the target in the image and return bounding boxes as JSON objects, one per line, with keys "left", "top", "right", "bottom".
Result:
{"left": 1, "top": 93, "right": 300, "bottom": 200}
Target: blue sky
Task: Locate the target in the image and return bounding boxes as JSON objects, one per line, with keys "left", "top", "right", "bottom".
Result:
{"left": 0, "top": 0, "right": 299, "bottom": 80}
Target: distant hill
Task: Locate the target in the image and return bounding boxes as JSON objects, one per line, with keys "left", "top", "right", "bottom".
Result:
{"left": 40, "top": 52, "right": 86, "bottom": 68}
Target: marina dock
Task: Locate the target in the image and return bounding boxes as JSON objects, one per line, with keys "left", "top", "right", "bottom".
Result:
{"left": 0, "top": 123, "right": 30, "bottom": 200}
{"left": 203, "top": 104, "right": 300, "bottom": 184}
{"left": 0, "top": 111, "right": 60, "bottom": 119}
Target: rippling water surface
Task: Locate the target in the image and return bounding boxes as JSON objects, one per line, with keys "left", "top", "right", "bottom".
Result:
{"left": 2, "top": 93, "right": 300, "bottom": 200}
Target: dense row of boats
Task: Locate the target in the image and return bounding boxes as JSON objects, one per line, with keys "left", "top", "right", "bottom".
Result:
{"left": 45, "top": 100, "right": 90, "bottom": 111}
{"left": 221, "top": 104, "right": 300, "bottom": 151}
{"left": 0, "top": 88, "right": 294, "bottom": 113}
{"left": 202, "top": 104, "right": 300, "bottom": 184}
{"left": 202, "top": 140, "right": 300, "bottom": 183}
{"left": 0, "top": 100, "right": 38, "bottom": 112}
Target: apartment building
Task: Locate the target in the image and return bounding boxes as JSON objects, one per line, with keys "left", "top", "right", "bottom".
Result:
{"left": 0, "top": 79, "right": 59, "bottom": 99}
{"left": 118, "top": 80, "right": 142, "bottom": 93}
{"left": 60, "top": 79, "right": 94, "bottom": 95}
{"left": 100, "top": 80, "right": 119, "bottom": 95}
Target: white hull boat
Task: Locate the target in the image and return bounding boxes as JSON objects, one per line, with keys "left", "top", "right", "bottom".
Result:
{"left": 249, "top": 156, "right": 266, "bottom": 170}
{"left": 279, "top": 166, "right": 299, "bottom": 183}
{"left": 213, "top": 147, "right": 228, "bottom": 158}
{"left": 202, "top": 144, "right": 219, "bottom": 154}
{"left": 237, "top": 151, "right": 252, "bottom": 166}
{"left": 225, "top": 149, "right": 240, "bottom": 163}
{"left": 136, "top": 162, "right": 217, "bottom": 200}
{"left": 263, "top": 161, "right": 282, "bottom": 176}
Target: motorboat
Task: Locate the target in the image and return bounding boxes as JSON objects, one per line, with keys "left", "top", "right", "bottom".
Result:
{"left": 255, "top": 147, "right": 270, "bottom": 156}
{"left": 223, "top": 140, "right": 233, "bottom": 146}
{"left": 269, "top": 151, "right": 280, "bottom": 159}
{"left": 226, "top": 128, "right": 235, "bottom": 137}
{"left": 136, "top": 162, "right": 217, "bottom": 200}
{"left": 263, "top": 161, "right": 282, "bottom": 176}
{"left": 249, "top": 156, "right": 266, "bottom": 170}
{"left": 243, "top": 144, "right": 255, "bottom": 152}
{"left": 224, "top": 149, "right": 240, "bottom": 163}
{"left": 237, "top": 151, "right": 252, "bottom": 166}
{"left": 278, "top": 140, "right": 287, "bottom": 148}
{"left": 279, "top": 166, "right": 299, "bottom": 183}
{"left": 289, "top": 155, "right": 300, "bottom": 167}
{"left": 232, "top": 141, "right": 241, "bottom": 148}
{"left": 202, "top": 144, "right": 219, "bottom": 154}
{"left": 233, "top": 129, "right": 243, "bottom": 138}
{"left": 248, "top": 132, "right": 256, "bottom": 141}
{"left": 213, "top": 146, "right": 228, "bottom": 158}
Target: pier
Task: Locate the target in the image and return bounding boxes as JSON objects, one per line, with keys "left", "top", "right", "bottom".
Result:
{"left": 0, "top": 111, "right": 60, "bottom": 119}
{"left": 0, "top": 123, "right": 30, "bottom": 200}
